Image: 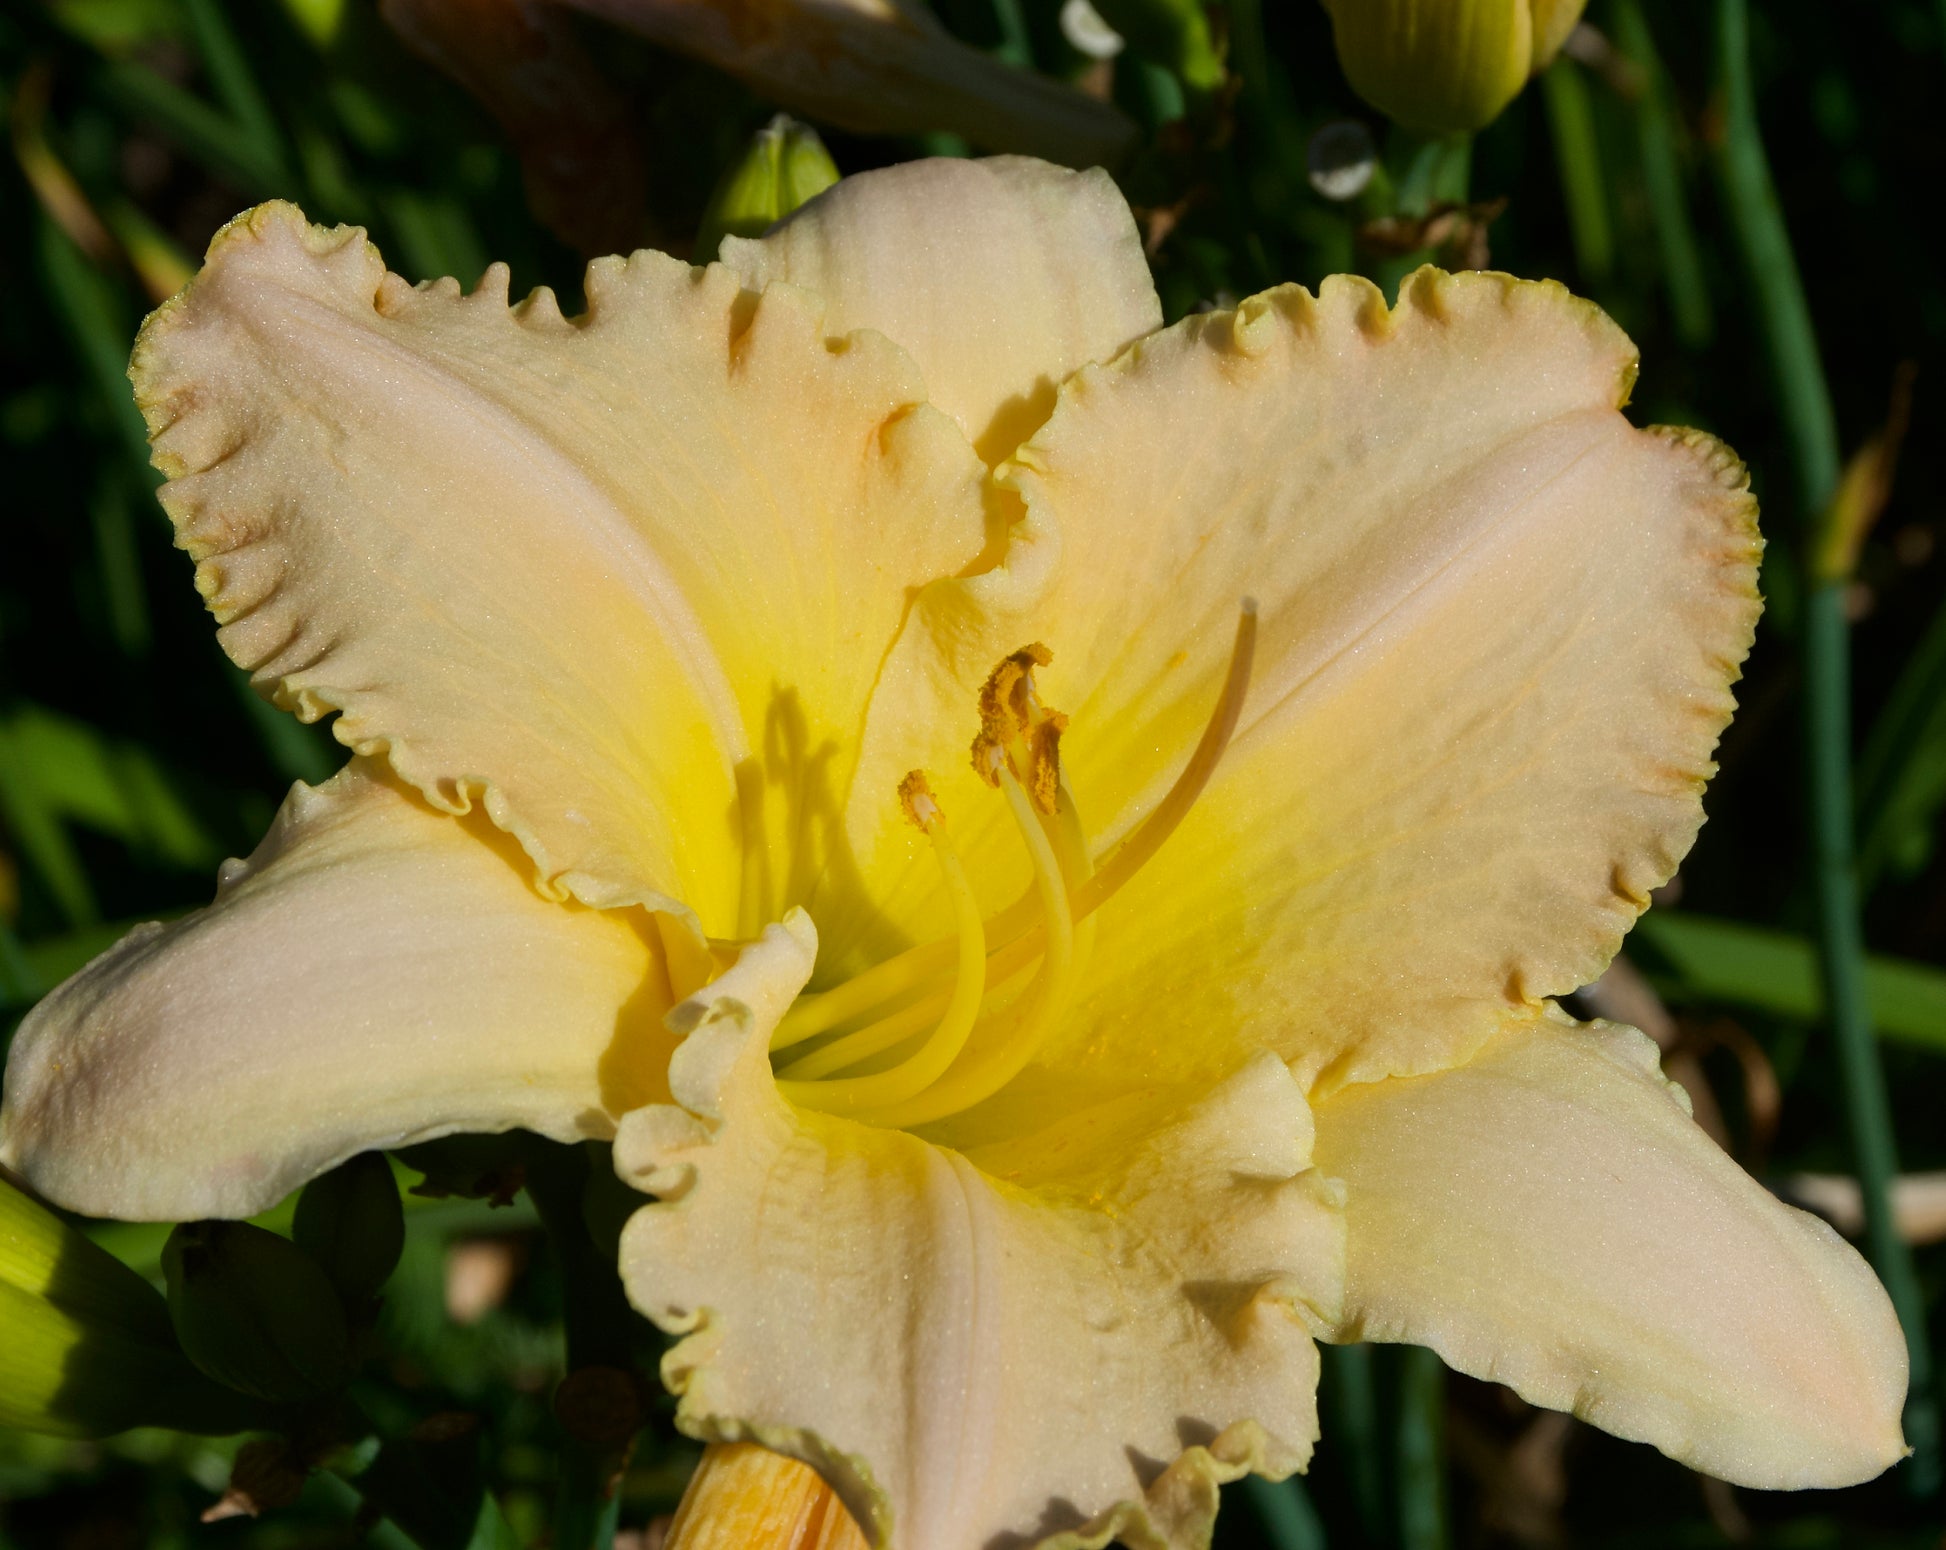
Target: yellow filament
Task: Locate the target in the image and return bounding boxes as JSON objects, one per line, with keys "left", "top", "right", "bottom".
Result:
{"left": 1043, "top": 780, "right": 1097, "bottom": 981}
{"left": 768, "top": 891, "right": 1037, "bottom": 1050}
{"left": 775, "top": 602, "right": 1256, "bottom": 1052}
{"left": 778, "top": 998, "right": 935, "bottom": 1082}
{"left": 859, "top": 768, "right": 1077, "bottom": 1129}
{"left": 1070, "top": 599, "right": 1256, "bottom": 918}
{"left": 776, "top": 810, "right": 987, "bottom": 1114}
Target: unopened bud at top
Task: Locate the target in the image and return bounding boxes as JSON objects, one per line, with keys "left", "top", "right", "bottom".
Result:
{"left": 695, "top": 115, "right": 840, "bottom": 263}
{"left": 1319, "top": 0, "right": 1589, "bottom": 133}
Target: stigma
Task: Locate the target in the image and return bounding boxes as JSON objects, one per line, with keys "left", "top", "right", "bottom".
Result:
{"left": 772, "top": 601, "right": 1257, "bottom": 1129}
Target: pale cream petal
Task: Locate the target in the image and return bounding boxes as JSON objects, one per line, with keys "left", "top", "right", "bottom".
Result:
{"left": 614, "top": 915, "right": 1343, "bottom": 1550}
{"left": 845, "top": 269, "right": 1760, "bottom": 1093}
{"left": 558, "top": 0, "right": 1135, "bottom": 171}
{"left": 133, "top": 202, "right": 990, "bottom": 928}
{"left": 723, "top": 158, "right": 1161, "bottom": 464}
{"left": 0, "top": 762, "right": 671, "bottom": 1222}
{"left": 1312, "top": 1014, "right": 1909, "bottom": 1490}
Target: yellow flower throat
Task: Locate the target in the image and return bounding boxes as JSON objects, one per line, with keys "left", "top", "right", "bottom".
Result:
{"left": 765, "top": 603, "right": 1257, "bottom": 1131}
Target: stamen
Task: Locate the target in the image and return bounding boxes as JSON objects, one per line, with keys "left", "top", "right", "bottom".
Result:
{"left": 970, "top": 643, "right": 1065, "bottom": 815}
{"left": 770, "top": 603, "right": 1256, "bottom": 1063}
{"left": 1068, "top": 599, "right": 1256, "bottom": 919}
{"left": 857, "top": 766, "right": 1078, "bottom": 1129}
{"left": 776, "top": 775, "right": 988, "bottom": 1115}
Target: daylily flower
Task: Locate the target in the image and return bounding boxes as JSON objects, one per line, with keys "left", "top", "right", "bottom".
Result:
{"left": 0, "top": 157, "right": 1906, "bottom": 1545}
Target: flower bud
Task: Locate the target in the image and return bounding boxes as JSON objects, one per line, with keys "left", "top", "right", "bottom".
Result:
{"left": 695, "top": 115, "right": 840, "bottom": 263}
{"left": 1319, "top": 0, "right": 1589, "bottom": 133}
{"left": 1, "top": 1178, "right": 252, "bottom": 1436}
{"left": 293, "top": 1151, "right": 405, "bottom": 1310}
{"left": 162, "top": 1221, "right": 353, "bottom": 1403}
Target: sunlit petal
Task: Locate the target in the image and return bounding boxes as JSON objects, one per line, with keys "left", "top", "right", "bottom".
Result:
{"left": 724, "top": 157, "right": 1161, "bottom": 463}
{"left": 615, "top": 916, "right": 1343, "bottom": 1549}
{"left": 133, "top": 202, "right": 990, "bottom": 927}
{"left": 851, "top": 269, "right": 1759, "bottom": 1096}
{"left": 1312, "top": 1014, "right": 1908, "bottom": 1489}
{"left": 0, "top": 762, "right": 671, "bottom": 1221}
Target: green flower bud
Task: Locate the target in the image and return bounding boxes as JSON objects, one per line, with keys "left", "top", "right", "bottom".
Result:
{"left": 1319, "top": 0, "right": 1589, "bottom": 133}
{"left": 1, "top": 1179, "right": 253, "bottom": 1437}
{"left": 695, "top": 115, "right": 840, "bottom": 263}
{"left": 162, "top": 1222, "right": 353, "bottom": 1403}
{"left": 293, "top": 1152, "right": 405, "bottom": 1310}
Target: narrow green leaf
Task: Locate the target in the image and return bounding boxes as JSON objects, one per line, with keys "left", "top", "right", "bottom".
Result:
{"left": 1714, "top": 0, "right": 1938, "bottom": 1493}
{"left": 33, "top": 212, "right": 150, "bottom": 481}
{"left": 1629, "top": 911, "right": 1946, "bottom": 1055}
{"left": 96, "top": 57, "right": 287, "bottom": 194}
{"left": 91, "top": 477, "right": 153, "bottom": 660}
{"left": 1320, "top": 1344, "right": 1384, "bottom": 1542}
{"left": 1091, "top": 0, "right": 1224, "bottom": 92}
{"left": 182, "top": 0, "right": 286, "bottom": 165}
{"left": 0, "top": 719, "right": 101, "bottom": 930}
{"left": 1612, "top": 0, "right": 1713, "bottom": 346}
{"left": 1858, "top": 591, "right": 1946, "bottom": 890}
{"left": 0, "top": 704, "right": 223, "bottom": 872}
{"left": 1396, "top": 1346, "right": 1448, "bottom": 1550}
{"left": 1241, "top": 1474, "right": 1328, "bottom": 1550}
{"left": 1541, "top": 60, "right": 1612, "bottom": 286}
{"left": 380, "top": 189, "right": 488, "bottom": 288}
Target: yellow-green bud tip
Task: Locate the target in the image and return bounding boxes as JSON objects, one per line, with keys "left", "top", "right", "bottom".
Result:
{"left": 1319, "top": 0, "right": 1590, "bottom": 133}
{"left": 695, "top": 114, "right": 841, "bottom": 263}
{"left": 1, "top": 1178, "right": 255, "bottom": 1437}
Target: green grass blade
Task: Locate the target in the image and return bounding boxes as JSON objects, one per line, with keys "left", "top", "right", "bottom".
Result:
{"left": 1541, "top": 60, "right": 1612, "bottom": 287}
{"left": 1612, "top": 0, "right": 1713, "bottom": 345}
{"left": 1241, "top": 1475, "right": 1328, "bottom": 1550}
{"left": 1396, "top": 1346, "right": 1448, "bottom": 1550}
{"left": 1715, "top": 0, "right": 1938, "bottom": 1493}
{"left": 96, "top": 57, "right": 287, "bottom": 195}
{"left": 1628, "top": 911, "right": 1946, "bottom": 1053}
{"left": 181, "top": 0, "right": 286, "bottom": 166}
{"left": 89, "top": 477, "right": 151, "bottom": 659}
{"left": 1857, "top": 590, "right": 1946, "bottom": 890}
{"left": 0, "top": 721, "right": 100, "bottom": 930}
{"left": 1320, "top": 1343, "right": 1384, "bottom": 1543}
{"left": 33, "top": 212, "right": 149, "bottom": 480}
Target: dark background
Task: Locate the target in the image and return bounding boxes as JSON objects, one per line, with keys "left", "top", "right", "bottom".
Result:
{"left": 2, "top": 0, "right": 1943, "bottom": 1545}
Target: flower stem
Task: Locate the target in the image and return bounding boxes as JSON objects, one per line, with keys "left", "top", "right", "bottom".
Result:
{"left": 1714, "top": 0, "right": 1940, "bottom": 1494}
{"left": 665, "top": 1443, "right": 866, "bottom": 1550}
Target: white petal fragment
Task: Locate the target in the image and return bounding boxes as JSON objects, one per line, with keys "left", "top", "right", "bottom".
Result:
{"left": 724, "top": 158, "right": 1161, "bottom": 464}
{"left": 0, "top": 763, "right": 671, "bottom": 1221}
{"left": 615, "top": 915, "right": 1343, "bottom": 1550}
{"left": 1312, "top": 1015, "right": 1909, "bottom": 1489}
